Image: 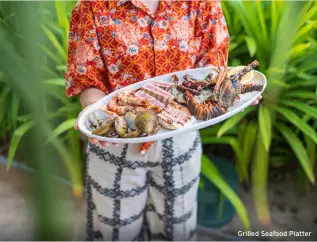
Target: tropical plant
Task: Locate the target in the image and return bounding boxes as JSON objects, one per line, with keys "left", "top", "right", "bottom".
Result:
{"left": 0, "top": 1, "right": 82, "bottom": 196}
{"left": 201, "top": 0, "right": 317, "bottom": 225}
{"left": 1, "top": 0, "right": 316, "bottom": 232}
{"left": 0, "top": 0, "right": 253, "bottom": 230}
{"left": 0, "top": 1, "right": 78, "bottom": 239}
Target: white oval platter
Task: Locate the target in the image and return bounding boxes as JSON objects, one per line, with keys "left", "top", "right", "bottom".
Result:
{"left": 78, "top": 66, "right": 267, "bottom": 143}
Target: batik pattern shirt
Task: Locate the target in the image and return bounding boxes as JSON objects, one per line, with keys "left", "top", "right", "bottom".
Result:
{"left": 65, "top": 0, "right": 229, "bottom": 97}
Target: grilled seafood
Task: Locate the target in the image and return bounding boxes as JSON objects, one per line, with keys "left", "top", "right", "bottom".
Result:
{"left": 210, "top": 60, "right": 263, "bottom": 109}
{"left": 114, "top": 116, "right": 128, "bottom": 137}
{"left": 182, "top": 73, "right": 214, "bottom": 91}
{"left": 134, "top": 90, "right": 166, "bottom": 109}
{"left": 117, "top": 91, "right": 149, "bottom": 106}
{"left": 85, "top": 57, "right": 263, "bottom": 157}
{"left": 124, "top": 112, "right": 137, "bottom": 130}
{"left": 184, "top": 59, "right": 263, "bottom": 120}
{"left": 134, "top": 111, "right": 159, "bottom": 134}
{"left": 86, "top": 109, "right": 117, "bottom": 135}
{"left": 142, "top": 83, "right": 175, "bottom": 104}
{"left": 150, "top": 81, "right": 174, "bottom": 91}
{"left": 172, "top": 74, "right": 180, "bottom": 85}
{"left": 158, "top": 101, "right": 193, "bottom": 129}
{"left": 176, "top": 73, "right": 214, "bottom": 96}
{"left": 172, "top": 73, "right": 215, "bottom": 103}
{"left": 107, "top": 96, "right": 133, "bottom": 115}
{"left": 184, "top": 91, "right": 226, "bottom": 120}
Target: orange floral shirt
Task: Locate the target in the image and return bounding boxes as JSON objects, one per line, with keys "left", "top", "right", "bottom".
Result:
{"left": 65, "top": 0, "right": 229, "bottom": 97}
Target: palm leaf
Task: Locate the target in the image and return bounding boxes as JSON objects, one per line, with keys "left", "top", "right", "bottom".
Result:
{"left": 46, "top": 118, "right": 77, "bottom": 144}
{"left": 202, "top": 136, "right": 248, "bottom": 182}
{"left": 280, "top": 100, "right": 317, "bottom": 119}
{"left": 217, "top": 107, "right": 255, "bottom": 137}
{"left": 258, "top": 105, "right": 272, "bottom": 151}
{"left": 201, "top": 154, "right": 250, "bottom": 230}
{"left": 7, "top": 120, "right": 36, "bottom": 169}
{"left": 11, "top": 91, "right": 20, "bottom": 129}
{"left": 277, "top": 107, "right": 317, "bottom": 143}
{"left": 290, "top": 74, "right": 317, "bottom": 87}
{"left": 252, "top": 131, "right": 270, "bottom": 224}
{"left": 283, "top": 90, "right": 316, "bottom": 100}
{"left": 41, "top": 24, "right": 67, "bottom": 61}
{"left": 242, "top": 121, "right": 257, "bottom": 172}
{"left": 43, "top": 78, "right": 66, "bottom": 87}
{"left": 276, "top": 123, "right": 315, "bottom": 183}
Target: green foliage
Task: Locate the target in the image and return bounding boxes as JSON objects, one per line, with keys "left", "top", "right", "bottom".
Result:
{"left": 201, "top": 154, "right": 250, "bottom": 230}
{"left": 0, "top": 1, "right": 81, "bottom": 196}
{"left": 201, "top": 0, "right": 317, "bottom": 224}
{"left": 0, "top": 0, "right": 316, "bottom": 230}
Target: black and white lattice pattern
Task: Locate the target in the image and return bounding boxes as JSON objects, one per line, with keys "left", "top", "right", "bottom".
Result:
{"left": 85, "top": 131, "right": 202, "bottom": 241}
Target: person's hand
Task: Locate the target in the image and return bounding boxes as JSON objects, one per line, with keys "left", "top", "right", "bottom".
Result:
{"left": 251, "top": 95, "right": 262, "bottom": 105}
{"left": 74, "top": 88, "right": 120, "bottom": 149}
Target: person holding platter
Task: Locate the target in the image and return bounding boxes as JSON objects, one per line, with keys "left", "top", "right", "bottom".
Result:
{"left": 65, "top": 0, "right": 262, "bottom": 240}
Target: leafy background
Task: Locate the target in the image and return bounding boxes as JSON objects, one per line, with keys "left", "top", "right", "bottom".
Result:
{"left": 0, "top": 0, "right": 316, "bottom": 237}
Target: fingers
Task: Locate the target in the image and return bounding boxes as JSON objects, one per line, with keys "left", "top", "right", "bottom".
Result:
{"left": 97, "top": 141, "right": 120, "bottom": 148}
{"left": 74, "top": 120, "right": 79, "bottom": 130}
{"left": 251, "top": 95, "right": 262, "bottom": 106}
{"left": 252, "top": 100, "right": 259, "bottom": 105}
{"left": 89, "top": 138, "right": 99, "bottom": 145}
{"left": 100, "top": 141, "right": 110, "bottom": 148}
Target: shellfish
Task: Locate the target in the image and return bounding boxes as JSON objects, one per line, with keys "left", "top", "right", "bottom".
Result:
{"left": 86, "top": 109, "right": 117, "bottom": 135}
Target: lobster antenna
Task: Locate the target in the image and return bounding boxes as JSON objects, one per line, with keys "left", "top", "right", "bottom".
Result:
{"left": 229, "top": 60, "right": 259, "bottom": 81}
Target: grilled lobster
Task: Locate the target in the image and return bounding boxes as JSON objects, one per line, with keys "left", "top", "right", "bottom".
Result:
{"left": 184, "top": 60, "right": 263, "bottom": 120}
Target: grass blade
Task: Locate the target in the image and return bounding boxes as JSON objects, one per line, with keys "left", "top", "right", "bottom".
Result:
{"left": 252, "top": 131, "right": 270, "bottom": 224}
{"left": 258, "top": 105, "right": 272, "bottom": 151}
{"left": 276, "top": 123, "right": 315, "bottom": 183}
{"left": 244, "top": 36, "right": 257, "bottom": 57}
{"left": 7, "top": 120, "right": 36, "bottom": 169}
{"left": 201, "top": 154, "right": 250, "bottom": 230}
{"left": 41, "top": 24, "right": 67, "bottom": 61}
{"left": 242, "top": 121, "right": 257, "bottom": 171}
{"left": 43, "top": 78, "right": 66, "bottom": 87}
{"left": 289, "top": 42, "right": 312, "bottom": 59}
{"left": 217, "top": 107, "right": 255, "bottom": 137}
{"left": 291, "top": 74, "right": 317, "bottom": 87}
{"left": 11, "top": 91, "right": 20, "bottom": 129}
{"left": 277, "top": 107, "right": 317, "bottom": 143}
{"left": 202, "top": 136, "right": 248, "bottom": 182}
{"left": 281, "top": 100, "right": 317, "bottom": 119}
{"left": 283, "top": 90, "right": 316, "bottom": 100}
{"left": 46, "top": 118, "right": 77, "bottom": 144}
{"left": 295, "top": 20, "right": 317, "bottom": 43}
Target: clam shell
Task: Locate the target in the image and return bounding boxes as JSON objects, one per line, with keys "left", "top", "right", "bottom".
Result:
{"left": 124, "top": 112, "right": 137, "bottom": 130}
{"left": 92, "top": 117, "right": 116, "bottom": 135}
{"left": 134, "top": 111, "right": 159, "bottom": 134}
{"left": 114, "top": 116, "right": 128, "bottom": 137}
{"left": 86, "top": 109, "right": 111, "bottom": 131}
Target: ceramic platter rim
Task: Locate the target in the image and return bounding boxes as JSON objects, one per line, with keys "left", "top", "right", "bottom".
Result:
{"left": 78, "top": 66, "right": 267, "bottom": 143}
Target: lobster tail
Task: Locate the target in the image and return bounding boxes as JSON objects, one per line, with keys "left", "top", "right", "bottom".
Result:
{"left": 241, "top": 84, "right": 263, "bottom": 94}
{"left": 184, "top": 91, "right": 226, "bottom": 120}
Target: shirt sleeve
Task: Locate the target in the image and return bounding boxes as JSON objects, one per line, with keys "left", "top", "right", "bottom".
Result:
{"left": 65, "top": 1, "right": 109, "bottom": 97}
{"left": 195, "top": 0, "right": 230, "bottom": 68}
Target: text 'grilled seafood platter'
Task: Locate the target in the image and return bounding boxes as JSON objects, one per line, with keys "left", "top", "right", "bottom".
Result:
{"left": 82, "top": 60, "right": 265, "bottom": 142}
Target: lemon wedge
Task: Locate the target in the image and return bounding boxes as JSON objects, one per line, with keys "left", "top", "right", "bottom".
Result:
{"left": 227, "top": 66, "right": 254, "bottom": 84}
